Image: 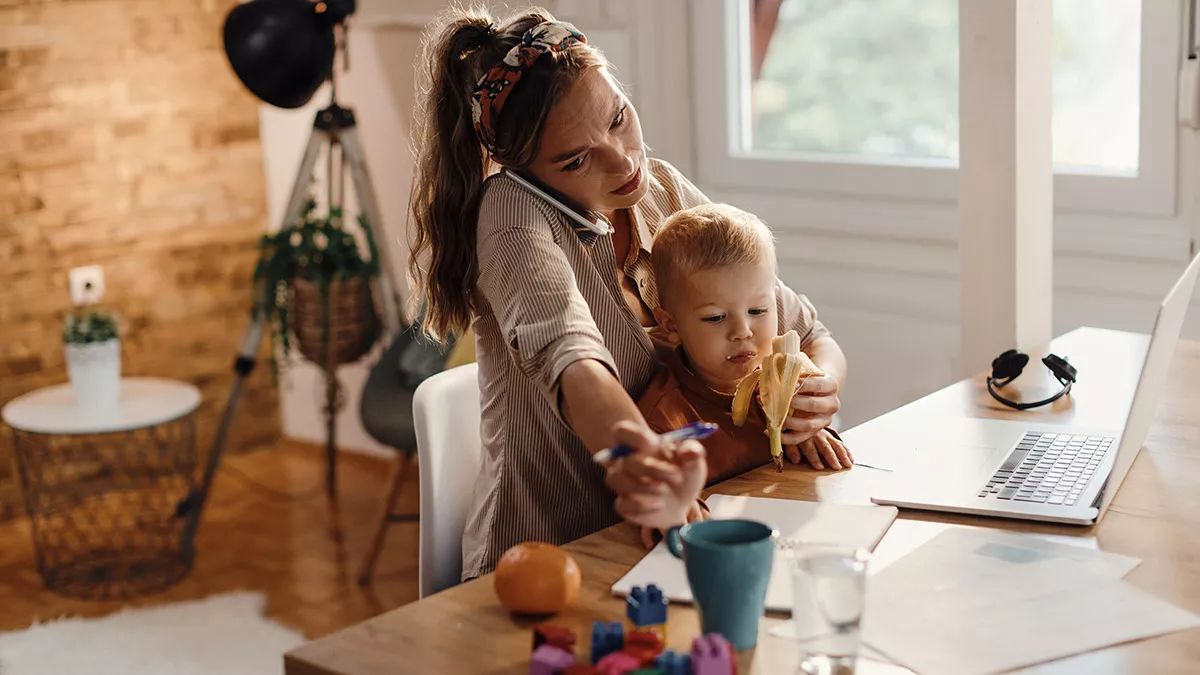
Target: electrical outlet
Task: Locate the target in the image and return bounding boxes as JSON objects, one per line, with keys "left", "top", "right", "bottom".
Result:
{"left": 68, "top": 265, "right": 105, "bottom": 306}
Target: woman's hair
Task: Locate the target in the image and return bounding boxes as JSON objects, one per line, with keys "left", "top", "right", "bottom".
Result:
{"left": 408, "top": 5, "right": 609, "bottom": 339}
{"left": 651, "top": 203, "right": 778, "bottom": 307}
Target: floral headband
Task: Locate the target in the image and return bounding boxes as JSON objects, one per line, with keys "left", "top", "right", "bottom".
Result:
{"left": 471, "top": 21, "right": 587, "bottom": 155}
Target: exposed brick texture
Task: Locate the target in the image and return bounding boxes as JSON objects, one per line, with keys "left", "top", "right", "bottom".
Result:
{"left": 0, "top": 0, "right": 280, "bottom": 520}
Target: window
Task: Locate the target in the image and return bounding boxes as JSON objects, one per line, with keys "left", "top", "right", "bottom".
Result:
{"left": 692, "top": 0, "right": 1180, "bottom": 215}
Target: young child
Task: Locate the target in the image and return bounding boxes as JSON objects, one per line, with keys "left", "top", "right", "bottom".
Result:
{"left": 640, "top": 203, "right": 852, "bottom": 485}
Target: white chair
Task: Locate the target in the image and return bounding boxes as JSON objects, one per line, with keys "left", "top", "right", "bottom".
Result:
{"left": 413, "top": 362, "right": 483, "bottom": 598}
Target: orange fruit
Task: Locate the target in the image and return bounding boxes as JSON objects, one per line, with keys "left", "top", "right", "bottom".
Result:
{"left": 493, "top": 541, "right": 582, "bottom": 614}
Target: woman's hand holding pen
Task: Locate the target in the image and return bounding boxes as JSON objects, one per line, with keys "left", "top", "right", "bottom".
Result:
{"left": 602, "top": 422, "right": 709, "bottom": 532}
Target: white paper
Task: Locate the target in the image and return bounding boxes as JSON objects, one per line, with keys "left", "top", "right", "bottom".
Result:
{"left": 611, "top": 495, "right": 898, "bottom": 613}
{"left": 858, "top": 536, "right": 1197, "bottom": 675}
{"left": 870, "top": 525, "right": 1141, "bottom": 582}
{"left": 772, "top": 524, "right": 1140, "bottom": 639}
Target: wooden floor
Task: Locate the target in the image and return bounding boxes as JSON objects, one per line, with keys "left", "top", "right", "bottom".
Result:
{"left": 0, "top": 440, "right": 420, "bottom": 640}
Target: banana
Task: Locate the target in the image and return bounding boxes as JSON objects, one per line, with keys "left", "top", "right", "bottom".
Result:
{"left": 730, "top": 330, "right": 825, "bottom": 471}
{"left": 731, "top": 369, "right": 760, "bottom": 427}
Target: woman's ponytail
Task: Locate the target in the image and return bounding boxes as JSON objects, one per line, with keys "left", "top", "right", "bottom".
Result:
{"left": 408, "top": 7, "right": 500, "bottom": 340}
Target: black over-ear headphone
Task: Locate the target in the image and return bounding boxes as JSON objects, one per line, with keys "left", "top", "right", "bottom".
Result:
{"left": 987, "top": 349, "right": 1078, "bottom": 411}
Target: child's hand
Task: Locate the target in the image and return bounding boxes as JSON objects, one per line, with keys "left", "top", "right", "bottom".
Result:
{"left": 606, "top": 422, "right": 707, "bottom": 531}
{"left": 640, "top": 500, "right": 707, "bottom": 550}
{"left": 791, "top": 428, "right": 853, "bottom": 471}
{"left": 778, "top": 375, "right": 842, "bottom": 445}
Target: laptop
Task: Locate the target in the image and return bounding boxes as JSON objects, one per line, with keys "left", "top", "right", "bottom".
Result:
{"left": 867, "top": 250, "right": 1200, "bottom": 526}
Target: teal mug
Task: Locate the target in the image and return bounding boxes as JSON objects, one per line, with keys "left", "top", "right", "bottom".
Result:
{"left": 666, "top": 518, "right": 778, "bottom": 651}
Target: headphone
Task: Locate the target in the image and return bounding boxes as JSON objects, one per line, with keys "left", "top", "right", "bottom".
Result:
{"left": 987, "top": 349, "right": 1078, "bottom": 411}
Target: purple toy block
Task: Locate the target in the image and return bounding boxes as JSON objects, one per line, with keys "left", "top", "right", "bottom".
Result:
{"left": 531, "top": 644, "right": 577, "bottom": 675}
{"left": 626, "top": 584, "right": 668, "bottom": 627}
{"left": 690, "top": 634, "right": 734, "bottom": 675}
{"left": 595, "top": 650, "right": 642, "bottom": 675}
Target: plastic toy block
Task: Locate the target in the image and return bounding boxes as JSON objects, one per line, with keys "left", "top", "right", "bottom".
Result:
{"left": 626, "top": 622, "right": 667, "bottom": 644}
{"left": 534, "top": 624, "right": 578, "bottom": 653}
{"left": 596, "top": 650, "right": 642, "bottom": 675}
{"left": 629, "top": 670, "right": 666, "bottom": 675}
{"left": 690, "top": 634, "right": 735, "bottom": 675}
{"left": 563, "top": 664, "right": 599, "bottom": 675}
{"left": 655, "top": 649, "right": 692, "bottom": 675}
{"left": 590, "top": 621, "right": 625, "bottom": 664}
{"left": 622, "top": 629, "right": 664, "bottom": 665}
{"left": 625, "top": 630, "right": 662, "bottom": 652}
{"left": 531, "top": 644, "right": 576, "bottom": 675}
{"left": 626, "top": 584, "right": 668, "bottom": 627}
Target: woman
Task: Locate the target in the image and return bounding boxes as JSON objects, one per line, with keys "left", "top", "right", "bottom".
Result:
{"left": 409, "top": 6, "right": 848, "bottom": 580}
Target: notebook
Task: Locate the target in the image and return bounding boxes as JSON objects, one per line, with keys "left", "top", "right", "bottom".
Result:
{"left": 610, "top": 494, "right": 898, "bottom": 613}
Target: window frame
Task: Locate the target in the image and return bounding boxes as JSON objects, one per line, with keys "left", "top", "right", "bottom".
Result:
{"left": 690, "top": 0, "right": 1181, "bottom": 217}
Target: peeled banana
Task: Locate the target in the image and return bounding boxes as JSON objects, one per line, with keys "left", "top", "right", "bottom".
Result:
{"left": 731, "top": 330, "right": 825, "bottom": 471}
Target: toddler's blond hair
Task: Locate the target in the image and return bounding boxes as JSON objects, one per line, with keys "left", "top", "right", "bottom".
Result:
{"left": 651, "top": 203, "right": 776, "bottom": 307}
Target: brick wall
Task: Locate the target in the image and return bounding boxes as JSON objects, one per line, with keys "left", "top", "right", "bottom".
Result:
{"left": 0, "top": 0, "right": 280, "bottom": 519}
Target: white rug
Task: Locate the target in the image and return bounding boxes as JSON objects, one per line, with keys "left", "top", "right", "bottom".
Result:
{"left": 0, "top": 592, "right": 306, "bottom": 675}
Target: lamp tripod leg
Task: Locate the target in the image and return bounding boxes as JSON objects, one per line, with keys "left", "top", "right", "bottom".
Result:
{"left": 282, "top": 126, "right": 329, "bottom": 228}
{"left": 337, "top": 123, "right": 403, "bottom": 335}
{"left": 287, "top": 118, "right": 346, "bottom": 504}
{"left": 177, "top": 310, "right": 266, "bottom": 547}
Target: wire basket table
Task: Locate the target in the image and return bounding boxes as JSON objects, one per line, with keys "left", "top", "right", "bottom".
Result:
{"left": 1, "top": 378, "right": 202, "bottom": 601}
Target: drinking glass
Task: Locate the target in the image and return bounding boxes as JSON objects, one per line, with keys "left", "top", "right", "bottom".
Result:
{"left": 787, "top": 544, "right": 871, "bottom": 675}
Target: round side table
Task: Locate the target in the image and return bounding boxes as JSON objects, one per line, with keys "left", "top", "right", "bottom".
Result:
{"left": 1, "top": 377, "right": 202, "bottom": 600}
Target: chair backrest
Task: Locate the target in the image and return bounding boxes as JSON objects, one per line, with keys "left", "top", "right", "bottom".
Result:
{"left": 413, "top": 362, "right": 482, "bottom": 598}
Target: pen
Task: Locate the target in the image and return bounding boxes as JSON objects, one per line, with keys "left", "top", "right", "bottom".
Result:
{"left": 592, "top": 421, "right": 719, "bottom": 464}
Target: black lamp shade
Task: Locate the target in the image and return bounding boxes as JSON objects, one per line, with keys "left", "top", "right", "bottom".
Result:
{"left": 223, "top": 0, "right": 335, "bottom": 109}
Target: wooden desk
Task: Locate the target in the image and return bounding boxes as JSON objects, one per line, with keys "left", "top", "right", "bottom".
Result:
{"left": 285, "top": 328, "right": 1200, "bottom": 674}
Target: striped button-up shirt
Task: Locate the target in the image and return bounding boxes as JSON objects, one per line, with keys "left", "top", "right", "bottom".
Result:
{"left": 462, "top": 158, "right": 829, "bottom": 579}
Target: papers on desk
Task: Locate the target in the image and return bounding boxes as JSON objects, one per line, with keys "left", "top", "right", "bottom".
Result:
{"left": 780, "top": 526, "right": 1199, "bottom": 675}
{"left": 867, "top": 524, "right": 1142, "bottom": 582}
{"left": 610, "top": 494, "right": 898, "bottom": 613}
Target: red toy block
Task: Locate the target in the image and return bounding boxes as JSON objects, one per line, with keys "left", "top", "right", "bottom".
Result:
{"left": 596, "top": 650, "right": 642, "bottom": 675}
{"left": 622, "top": 630, "right": 664, "bottom": 665}
{"left": 564, "top": 664, "right": 599, "bottom": 675}
{"left": 534, "top": 624, "right": 578, "bottom": 653}
{"left": 625, "top": 630, "right": 662, "bottom": 653}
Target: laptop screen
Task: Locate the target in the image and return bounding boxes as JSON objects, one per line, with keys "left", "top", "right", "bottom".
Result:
{"left": 1095, "top": 251, "right": 1200, "bottom": 519}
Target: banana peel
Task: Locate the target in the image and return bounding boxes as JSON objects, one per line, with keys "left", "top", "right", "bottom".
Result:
{"left": 731, "top": 330, "right": 825, "bottom": 471}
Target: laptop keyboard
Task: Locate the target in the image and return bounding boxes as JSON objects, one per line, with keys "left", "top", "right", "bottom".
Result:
{"left": 977, "top": 432, "right": 1115, "bottom": 507}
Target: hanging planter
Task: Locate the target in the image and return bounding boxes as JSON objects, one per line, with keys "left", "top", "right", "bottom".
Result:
{"left": 62, "top": 308, "right": 122, "bottom": 411}
{"left": 253, "top": 197, "right": 383, "bottom": 374}
{"left": 290, "top": 275, "right": 377, "bottom": 367}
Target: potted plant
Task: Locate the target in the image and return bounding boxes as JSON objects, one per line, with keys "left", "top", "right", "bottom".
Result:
{"left": 253, "top": 197, "right": 383, "bottom": 373}
{"left": 62, "top": 307, "right": 122, "bottom": 410}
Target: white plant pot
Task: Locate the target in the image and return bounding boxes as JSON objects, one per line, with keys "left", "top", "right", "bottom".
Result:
{"left": 65, "top": 339, "right": 121, "bottom": 411}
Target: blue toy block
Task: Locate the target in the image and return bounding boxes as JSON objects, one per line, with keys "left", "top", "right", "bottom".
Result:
{"left": 531, "top": 644, "right": 576, "bottom": 675}
{"left": 654, "top": 648, "right": 692, "bottom": 675}
{"left": 590, "top": 620, "right": 625, "bottom": 663}
{"left": 626, "top": 584, "right": 668, "bottom": 627}
{"left": 690, "top": 634, "right": 734, "bottom": 675}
